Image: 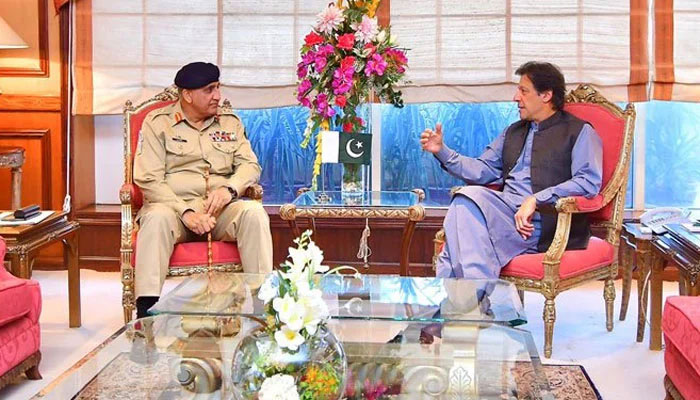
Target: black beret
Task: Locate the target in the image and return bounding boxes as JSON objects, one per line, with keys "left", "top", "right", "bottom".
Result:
{"left": 174, "top": 62, "right": 220, "bottom": 89}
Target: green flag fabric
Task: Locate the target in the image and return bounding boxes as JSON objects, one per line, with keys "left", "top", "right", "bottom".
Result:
{"left": 321, "top": 131, "right": 372, "bottom": 165}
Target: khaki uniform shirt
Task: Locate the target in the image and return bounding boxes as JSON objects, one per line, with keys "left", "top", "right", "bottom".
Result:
{"left": 133, "top": 101, "right": 261, "bottom": 217}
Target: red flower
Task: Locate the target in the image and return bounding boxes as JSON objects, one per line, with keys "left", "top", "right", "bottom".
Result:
{"left": 364, "top": 42, "right": 376, "bottom": 54}
{"left": 337, "top": 33, "right": 355, "bottom": 50}
{"left": 304, "top": 32, "right": 324, "bottom": 47}
{"left": 343, "top": 121, "right": 354, "bottom": 132}
{"left": 341, "top": 56, "right": 356, "bottom": 70}
{"left": 335, "top": 95, "right": 347, "bottom": 107}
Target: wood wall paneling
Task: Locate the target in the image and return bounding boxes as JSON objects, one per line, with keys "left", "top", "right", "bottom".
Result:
{"left": 73, "top": 205, "right": 444, "bottom": 277}
{"left": 0, "top": 0, "right": 49, "bottom": 77}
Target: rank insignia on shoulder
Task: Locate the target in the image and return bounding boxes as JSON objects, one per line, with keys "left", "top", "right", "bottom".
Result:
{"left": 209, "top": 131, "right": 237, "bottom": 142}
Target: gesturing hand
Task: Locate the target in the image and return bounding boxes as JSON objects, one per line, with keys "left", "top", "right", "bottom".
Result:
{"left": 514, "top": 196, "right": 537, "bottom": 240}
{"left": 420, "top": 122, "right": 444, "bottom": 154}
{"left": 182, "top": 211, "right": 217, "bottom": 235}
{"left": 204, "top": 187, "right": 233, "bottom": 217}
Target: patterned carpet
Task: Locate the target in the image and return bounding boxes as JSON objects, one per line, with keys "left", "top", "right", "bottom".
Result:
{"left": 512, "top": 363, "right": 602, "bottom": 400}
{"left": 73, "top": 353, "right": 601, "bottom": 399}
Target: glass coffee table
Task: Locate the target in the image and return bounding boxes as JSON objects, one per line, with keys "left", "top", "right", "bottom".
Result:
{"left": 33, "top": 273, "right": 552, "bottom": 399}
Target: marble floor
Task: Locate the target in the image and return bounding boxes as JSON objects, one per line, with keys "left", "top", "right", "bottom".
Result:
{"left": 0, "top": 269, "right": 677, "bottom": 399}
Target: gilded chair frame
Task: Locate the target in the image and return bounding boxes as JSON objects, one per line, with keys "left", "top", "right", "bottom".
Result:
{"left": 119, "top": 86, "right": 263, "bottom": 323}
{"left": 434, "top": 84, "right": 636, "bottom": 357}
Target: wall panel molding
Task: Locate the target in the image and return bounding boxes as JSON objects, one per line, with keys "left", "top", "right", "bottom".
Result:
{"left": 0, "top": 0, "right": 50, "bottom": 77}
{"left": 0, "top": 95, "right": 61, "bottom": 112}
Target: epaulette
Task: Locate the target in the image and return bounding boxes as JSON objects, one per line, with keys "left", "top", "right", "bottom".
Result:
{"left": 216, "top": 107, "right": 240, "bottom": 121}
{"left": 147, "top": 103, "right": 176, "bottom": 121}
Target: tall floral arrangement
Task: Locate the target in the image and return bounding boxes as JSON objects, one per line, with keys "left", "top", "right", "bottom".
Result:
{"left": 297, "top": 0, "right": 408, "bottom": 188}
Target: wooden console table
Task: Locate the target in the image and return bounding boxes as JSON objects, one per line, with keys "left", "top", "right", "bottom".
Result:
{"left": 1, "top": 211, "right": 81, "bottom": 327}
{"left": 280, "top": 189, "right": 425, "bottom": 276}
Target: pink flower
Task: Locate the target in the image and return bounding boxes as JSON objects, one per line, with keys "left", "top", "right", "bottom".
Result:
{"left": 364, "top": 53, "right": 387, "bottom": 77}
{"left": 337, "top": 33, "right": 355, "bottom": 50}
{"left": 296, "top": 63, "right": 308, "bottom": 79}
{"left": 298, "top": 79, "right": 312, "bottom": 95}
{"left": 315, "top": 4, "right": 344, "bottom": 35}
{"left": 385, "top": 48, "right": 407, "bottom": 73}
{"left": 351, "top": 15, "right": 379, "bottom": 43}
{"left": 314, "top": 93, "right": 336, "bottom": 119}
{"left": 332, "top": 66, "right": 354, "bottom": 95}
{"left": 315, "top": 56, "right": 328, "bottom": 71}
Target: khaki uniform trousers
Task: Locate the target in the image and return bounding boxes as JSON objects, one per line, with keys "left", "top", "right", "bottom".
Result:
{"left": 134, "top": 199, "right": 273, "bottom": 298}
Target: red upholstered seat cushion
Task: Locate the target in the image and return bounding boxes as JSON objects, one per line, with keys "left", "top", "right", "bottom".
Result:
{"left": 663, "top": 296, "right": 700, "bottom": 398}
{"left": 131, "top": 240, "right": 242, "bottom": 268}
{"left": 500, "top": 237, "right": 614, "bottom": 280}
{"left": 169, "top": 241, "right": 241, "bottom": 267}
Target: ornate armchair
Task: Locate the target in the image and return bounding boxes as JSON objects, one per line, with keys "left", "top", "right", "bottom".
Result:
{"left": 120, "top": 86, "right": 263, "bottom": 323}
{"left": 433, "top": 84, "right": 635, "bottom": 357}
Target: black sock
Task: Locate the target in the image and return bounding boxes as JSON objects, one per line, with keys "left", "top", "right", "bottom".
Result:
{"left": 136, "top": 296, "right": 159, "bottom": 319}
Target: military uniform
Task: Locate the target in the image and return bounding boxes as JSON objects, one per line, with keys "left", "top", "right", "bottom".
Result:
{"left": 133, "top": 100, "right": 273, "bottom": 298}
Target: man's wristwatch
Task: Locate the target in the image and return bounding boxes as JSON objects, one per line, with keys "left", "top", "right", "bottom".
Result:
{"left": 226, "top": 186, "right": 237, "bottom": 200}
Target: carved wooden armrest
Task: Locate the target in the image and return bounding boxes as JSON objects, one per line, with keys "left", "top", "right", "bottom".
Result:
{"left": 554, "top": 194, "right": 604, "bottom": 213}
{"left": 243, "top": 184, "right": 263, "bottom": 201}
{"left": 119, "top": 183, "right": 138, "bottom": 251}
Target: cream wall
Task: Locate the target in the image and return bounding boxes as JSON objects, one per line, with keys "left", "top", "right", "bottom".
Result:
{"left": 0, "top": 0, "right": 61, "bottom": 96}
{"left": 94, "top": 115, "right": 123, "bottom": 204}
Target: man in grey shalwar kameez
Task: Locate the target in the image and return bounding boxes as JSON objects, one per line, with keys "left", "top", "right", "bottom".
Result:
{"left": 421, "top": 62, "right": 604, "bottom": 279}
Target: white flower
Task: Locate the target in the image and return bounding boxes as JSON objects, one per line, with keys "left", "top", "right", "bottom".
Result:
{"left": 306, "top": 241, "right": 328, "bottom": 274}
{"left": 258, "top": 274, "right": 280, "bottom": 304}
{"left": 315, "top": 4, "right": 344, "bottom": 35}
{"left": 376, "top": 29, "right": 387, "bottom": 43}
{"left": 351, "top": 15, "right": 379, "bottom": 43}
{"left": 273, "top": 294, "right": 305, "bottom": 331}
{"left": 274, "top": 325, "right": 306, "bottom": 351}
{"left": 298, "top": 292, "right": 327, "bottom": 335}
{"left": 259, "top": 374, "right": 300, "bottom": 400}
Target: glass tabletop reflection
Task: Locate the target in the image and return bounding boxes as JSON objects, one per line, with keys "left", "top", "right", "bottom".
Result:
{"left": 150, "top": 272, "right": 527, "bottom": 326}
{"left": 292, "top": 190, "right": 420, "bottom": 208}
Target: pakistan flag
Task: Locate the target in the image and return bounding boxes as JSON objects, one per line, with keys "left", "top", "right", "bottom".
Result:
{"left": 320, "top": 131, "right": 372, "bottom": 165}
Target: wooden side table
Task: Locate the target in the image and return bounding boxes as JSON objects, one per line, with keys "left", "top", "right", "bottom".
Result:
{"left": 0, "top": 146, "right": 25, "bottom": 209}
{"left": 619, "top": 223, "right": 664, "bottom": 349}
{"left": 1, "top": 211, "right": 81, "bottom": 327}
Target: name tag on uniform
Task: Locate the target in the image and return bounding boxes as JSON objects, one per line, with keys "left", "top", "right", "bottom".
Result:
{"left": 209, "top": 131, "right": 237, "bottom": 142}
{"left": 172, "top": 136, "right": 188, "bottom": 143}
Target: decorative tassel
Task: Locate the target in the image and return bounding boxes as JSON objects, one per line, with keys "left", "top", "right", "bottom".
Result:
{"left": 357, "top": 218, "right": 371, "bottom": 269}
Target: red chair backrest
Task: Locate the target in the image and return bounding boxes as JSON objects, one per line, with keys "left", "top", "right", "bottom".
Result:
{"left": 563, "top": 102, "right": 626, "bottom": 223}
{"left": 128, "top": 100, "right": 177, "bottom": 169}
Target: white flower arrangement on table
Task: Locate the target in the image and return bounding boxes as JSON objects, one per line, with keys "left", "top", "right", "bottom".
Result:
{"left": 256, "top": 230, "right": 359, "bottom": 400}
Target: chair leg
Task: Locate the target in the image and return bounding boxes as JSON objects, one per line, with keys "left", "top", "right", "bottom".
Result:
{"left": 543, "top": 298, "right": 556, "bottom": 358}
{"left": 604, "top": 278, "right": 616, "bottom": 332}
{"left": 25, "top": 364, "right": 42, "bottom": 380}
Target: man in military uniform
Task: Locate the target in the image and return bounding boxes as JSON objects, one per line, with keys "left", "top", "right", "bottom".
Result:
{"left": 133, "top": 62, "right": 272, "bottom": 318}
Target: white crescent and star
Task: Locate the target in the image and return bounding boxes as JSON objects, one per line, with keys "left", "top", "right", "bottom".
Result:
{"left": 346, "top": 139, "right": 364, "bottom": 158}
